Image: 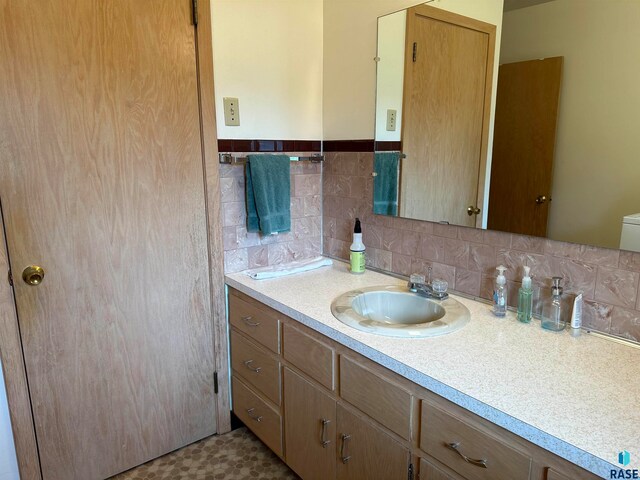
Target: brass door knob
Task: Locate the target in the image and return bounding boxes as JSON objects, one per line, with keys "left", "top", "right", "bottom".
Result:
{"left": 467, "top": 206, "right": 481, "bottom": 216}
{"left": 22, "top": 265, "right": 45, "bottom": 286}
{"left": 535, "top": 195, "right": 547, "bottom": 204}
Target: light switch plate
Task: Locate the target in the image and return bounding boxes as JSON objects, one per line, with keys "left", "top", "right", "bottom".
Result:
{"left": 386, "top": 109, "right": 397, "bottom": 131}
{"left": 223, "top": 97, "right": 240, "bottom": 126}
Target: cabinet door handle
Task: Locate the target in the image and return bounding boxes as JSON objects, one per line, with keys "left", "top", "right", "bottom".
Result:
{"left": 243, "top": 360, "right": 262, "bottom": 373}
{"left": 340, "top": 434, "right": 351, "bottom": 463}
{"left": 446, "top": 442, "right": 487, "bottom": 468}
{"left": 246, "top": 408, "right": 263, "bottom": 423}
{"left": 242, "top": 315, "right": 260, "bottom": 327}
{"left": 320, "top": 418, "right": 331, "bottom": 448}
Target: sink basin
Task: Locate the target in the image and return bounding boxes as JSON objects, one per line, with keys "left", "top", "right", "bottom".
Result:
{"left": 331, "top": 285, "right": 470, "bottom": 338}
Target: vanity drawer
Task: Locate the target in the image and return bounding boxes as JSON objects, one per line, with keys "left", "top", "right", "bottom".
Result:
{"left": 232, "top": 376, "right": 283, "bottom": 457}
{"left": 420, "top": 400, "right": 532, "bottom": 480}
{"left": 339, "top": 355, "right": 412, "bottom": 440}
{"left": 230, "top": 330, "right": 281, "bottom": 405}
{"left": 283, "top": 324, "right": 335, "bottom": 390}
{"left": 229, "top": 291, "right": 280, "bottom": 353}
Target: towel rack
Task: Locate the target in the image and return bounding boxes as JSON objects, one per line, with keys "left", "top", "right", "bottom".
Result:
{"left": 218, "top": 153, "right": 324, "bottom": 165}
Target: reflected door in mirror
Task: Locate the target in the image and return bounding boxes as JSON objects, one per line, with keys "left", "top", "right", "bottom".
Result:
{"left": 488, "top": 57, "right": 563, "bottom": 236}
{"left": 400, "top": 5, "right": 495, "bottom": 227}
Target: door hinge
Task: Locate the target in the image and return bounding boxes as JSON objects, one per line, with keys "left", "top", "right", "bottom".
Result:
{"left": 408, "top": 462, "right": 414, "bottom": 480}
{"left": 192, "top": 0, "right": 198, "bottom": 26}
{"left": 7, "top": 270, "right": 13, "bottom": 286}
{"left": 213, "top": 371, "right": 218, "bottom": 394}
{"left": 412, "top": 42, "right": 417, "bottom": 62}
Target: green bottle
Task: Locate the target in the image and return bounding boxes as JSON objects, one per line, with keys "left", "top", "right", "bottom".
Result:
{"left": 349, "top": 218, "right": 365, "bottom": 274}
{"left": 517, "top": 266, "right": 533, "bottom": 323}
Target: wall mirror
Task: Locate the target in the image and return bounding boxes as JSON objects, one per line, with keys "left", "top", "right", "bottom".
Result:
{"left": 373, "top": 0, "right": 640, "bottom": 251}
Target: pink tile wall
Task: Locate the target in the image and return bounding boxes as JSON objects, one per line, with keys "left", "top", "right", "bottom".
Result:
{"left": 322, "top": 151, "right": 640, "bottom": 343}
{"left": 220, "top": 155, "right": 322, "bottom": 274}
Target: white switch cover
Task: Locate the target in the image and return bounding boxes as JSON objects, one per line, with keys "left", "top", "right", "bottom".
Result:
{"left": 386, "top": 109, "right": 397, "bottom": 131}
{"left": 223, "top": 97, "right": 240, "bottom": 126}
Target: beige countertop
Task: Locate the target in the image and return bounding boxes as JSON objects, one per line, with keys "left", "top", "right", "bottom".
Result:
{"left": 226, "top": 260, "right": 640, "bottom": 478}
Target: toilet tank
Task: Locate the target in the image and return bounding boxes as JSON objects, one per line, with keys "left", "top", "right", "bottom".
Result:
{"left": 620, "top": 213, "right": 640, "bottom": 252}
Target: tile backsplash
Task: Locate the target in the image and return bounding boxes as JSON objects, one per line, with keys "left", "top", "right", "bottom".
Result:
{"left": 322, "top": 151, "right": 640, "bottom": 343}
{"left": 220, "top": 155, "right": 322, "bottom": 273}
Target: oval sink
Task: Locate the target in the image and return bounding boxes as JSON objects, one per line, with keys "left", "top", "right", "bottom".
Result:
{"left": 331, "top": 285, "right": 470, "bottom": 338}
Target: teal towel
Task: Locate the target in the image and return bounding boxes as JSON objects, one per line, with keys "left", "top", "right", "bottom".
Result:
{"left": 373, "top": 152, "right": 400, "bottom": 216}
{"left": 245, "top": 154, "right": 291, "bottom": 234}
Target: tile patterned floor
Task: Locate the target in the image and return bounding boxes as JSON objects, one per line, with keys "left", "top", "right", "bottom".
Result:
{"left": 111, "top": 427, "right": 299, "bottom": 480}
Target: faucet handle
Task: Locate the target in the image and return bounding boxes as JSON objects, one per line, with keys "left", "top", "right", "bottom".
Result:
{"left": 410, "top": 273, "right": 426, "bottom": 285}
{"left": 432, "top": 279, "right": 448, "bottom": 295}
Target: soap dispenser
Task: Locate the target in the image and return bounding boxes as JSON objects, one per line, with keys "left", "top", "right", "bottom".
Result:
{"left": 517, "top": 266, "right": 533, "bottom": 323}
{"left": 492, "top": 265, "right": 508, "bottom": 317}
{"left": 541, "top": 276, "right": 566, "bottom": 331}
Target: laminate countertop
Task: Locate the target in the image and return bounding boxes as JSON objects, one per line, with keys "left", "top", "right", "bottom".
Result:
{"left": 226, "top": 260, "right": 640, "bottom": 478}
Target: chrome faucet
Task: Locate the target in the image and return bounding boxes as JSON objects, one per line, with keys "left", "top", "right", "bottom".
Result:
{"left": 407, "top": 268, "right": 449, "bottom": 300}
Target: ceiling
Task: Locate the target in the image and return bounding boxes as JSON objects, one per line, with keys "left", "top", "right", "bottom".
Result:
{"left": 503, "top": 0, "right": 556, "bottom": 12}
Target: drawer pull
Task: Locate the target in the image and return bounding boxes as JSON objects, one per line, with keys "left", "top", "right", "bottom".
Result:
{"left": 340, "top": 433, "right": 351, "bottom": 463}
{"left": 243, "top": 360, "right": 262, "bottom": 373}
{"left": 246, "top": 408, "right": 263, "bottom": 423}
{"left": 320, "top": 418, "right": 331, "bottom": 448}
{"left": 242, "top": 315, "right": 260, "bottom": 327}
{"left": 446, "top": 442, "right": 488, "bottom": 468}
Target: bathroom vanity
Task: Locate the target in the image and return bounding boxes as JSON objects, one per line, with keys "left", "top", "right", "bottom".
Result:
{"left": 226, "top": 261, "right": 638, "bottom": 479}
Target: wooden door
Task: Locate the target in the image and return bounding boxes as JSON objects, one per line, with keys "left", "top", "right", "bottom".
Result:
{"left": 283, "top": 367, "right": 336, "bottom": 480}
{"left": 0, "top": 1, "right": 217, "bottom": 479}
{"left": 487, "top": 57, "right": 563, "bottom": 236}
{"left": 336, "top": 403, "right": 409, "bottom": 480}
{"left": 419, "top": 458, "right": 461, "bottom": 480}
{"left": 401, "top": 5, "right": 495, "bottom": 227}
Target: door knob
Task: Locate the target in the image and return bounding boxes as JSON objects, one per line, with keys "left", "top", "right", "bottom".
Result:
{"left": 467, "top": 206, "right": 481, "bottom": 216}
{"left": 535, "top": 195, "right": 547, "bottom": 204}
{"left": 22, "top": 265, "right": 45, "bottom": 286}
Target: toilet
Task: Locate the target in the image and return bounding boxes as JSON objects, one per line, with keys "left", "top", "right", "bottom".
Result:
{"left": 620, "top": 213, "right": 640, "bottom": 252}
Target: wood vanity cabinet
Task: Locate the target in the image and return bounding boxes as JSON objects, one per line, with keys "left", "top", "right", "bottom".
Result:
{"left": 227, "top": 288, "right": 600, "bottom": 480}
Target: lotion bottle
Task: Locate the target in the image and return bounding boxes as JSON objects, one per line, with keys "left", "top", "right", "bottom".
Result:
{"left": 517, "top": 266, "right": 533, "bottom": 323}
{"left": 492, "top": 265, "right": 508, "bottom": 317}
{"left": 349, "top": 218, "right": 365, "bottom": 274}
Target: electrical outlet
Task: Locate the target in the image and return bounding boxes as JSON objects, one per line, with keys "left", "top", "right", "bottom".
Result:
{"left": 223, "top": 97, "right": 240, "bottom": 126}
{"left": 386, "top": 109, "right": 397, "bottom": 131}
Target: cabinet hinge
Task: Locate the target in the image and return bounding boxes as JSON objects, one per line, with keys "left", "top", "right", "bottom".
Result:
{"left": 213, "top": 371, "right": 218, "bottom": 394}
{"left": 192, "top": 0, "right": 198, "bottom": 26}
{"left": 408, "top": 462, "right": 414, "bottom": 480}
{"left": 7, "top": 270, "right": 13, "bottom": 286}
{"left": 412, "top": 42, "right": 417, "bottom": 62}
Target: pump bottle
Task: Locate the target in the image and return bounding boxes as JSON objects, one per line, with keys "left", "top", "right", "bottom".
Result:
{"left": 517, "top": 266, "right": 533, "bottom": 323}
{"left": 349, "top": 218, "right": 365, "bottom": 274}
{"left": 493, "top": 265, "right": 507, "bottom": 317}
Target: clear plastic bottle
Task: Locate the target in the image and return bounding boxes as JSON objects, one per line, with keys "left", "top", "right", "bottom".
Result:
{"left": 541, "top": 277, "right": 566, "bottom": 331}
{"left": 492, "top": 266, "right": 508, "bottom": 317}
{"left": 517, "top": 266, "right": 533, "bottom": 323}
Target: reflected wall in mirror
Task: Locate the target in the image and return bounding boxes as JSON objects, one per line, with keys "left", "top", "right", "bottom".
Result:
{"left": 374, "top": 0, "right": 640, "bottom": 251}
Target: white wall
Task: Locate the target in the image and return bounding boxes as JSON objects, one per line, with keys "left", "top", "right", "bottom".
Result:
{"left": 374, "top": 10, "right": 406, "bottom": 142}
{"left": 0, "top": 360, "right": 19, "bottom": 480}
{"left": 323, "top": 0, "right": 503, "bottom": 141}
{"left": 211, "top": 0, "right": 323, "bottom": 140}
{"left": 501, "top": 0, "right": 640, "bottom": 248}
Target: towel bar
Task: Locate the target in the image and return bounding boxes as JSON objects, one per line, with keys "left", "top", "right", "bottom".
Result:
{"left": 218, "top": 153, "right": 324, "bottom": 165}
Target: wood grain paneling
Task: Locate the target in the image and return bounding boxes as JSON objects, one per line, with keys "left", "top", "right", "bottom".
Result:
{"left": 194, "top": 0, "right": 231, "bottom": 434}
{"left": 230, "top": 330, "right": 281, "bottom": 405}
{"left": 231, "top": 376, "right": 283, "bottom": 457}
{"left": 401, "top": 5, "right": 495, "bottom": 227}
{"left": 229, "top": 291, "right": 281, "bottom": 353}
{"left": 283, "top": 367, "right": 336, "bottom": 480}
{"left": 336, "top": 403, "right": 409, "bottom": 480}
{"left": 339, "top": 355, "right": 412, "bottom": 440}
{"left": 0, "top": 203, "right": 41, "bottom": 480}
{"left": 0, "top": 1, "right": 218, "bottom": 478}
{"left": 421, "top": 400, "right": 532, "bottom": 480}
{"left": 419, "top": 457, "right": 464, "bottom": 480}
{"left": 283, "top": 323, "right": 334, "bottom": 391}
